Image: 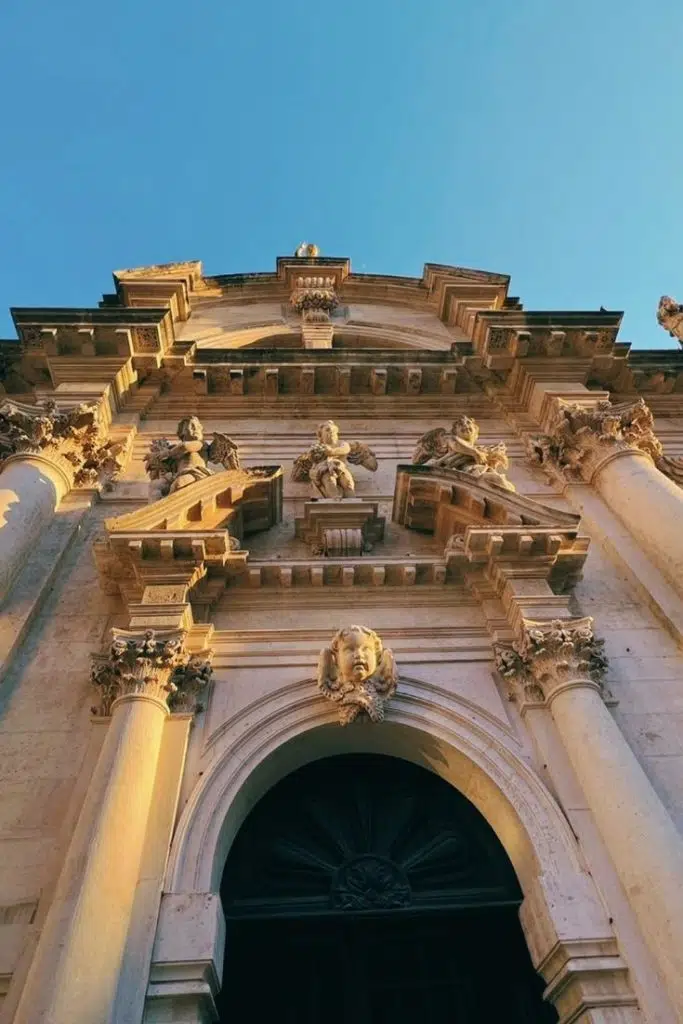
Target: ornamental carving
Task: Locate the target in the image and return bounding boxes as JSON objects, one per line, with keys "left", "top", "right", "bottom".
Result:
{"left": 90, "top": 628, "right": 213, "bottom": 716}
{"left": 331, "top": 855, "right": 411, "bottom": 910}
{"left": 0, "top": 399, "right": 128, "bottom": 488}
{"left": 317, "top": 625, "right": 398, "bottom": 725}
{"left": 495, "top": 617, "right": 607, "bottom": 705}
{"left": 526, "top": 397, "right": 683, "bottom": 485}
{"left": 656, "top": 294, "right": 683, "bottom": 344}
{"left": 413, "top": 416, "right": 515, "bottom": 492}
{"left": 144, "top": 415, "right": 241, "bottom": 499}
{"left": 292, "top": 421, "right": 378, "bottom": 498}
{"left": 290, "top": 274, "right": 338, "bottom": 321}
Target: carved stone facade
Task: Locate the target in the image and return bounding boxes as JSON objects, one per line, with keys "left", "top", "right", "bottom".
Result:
{"left": 2, "top": 253, "right": 683, "bottom": 1024}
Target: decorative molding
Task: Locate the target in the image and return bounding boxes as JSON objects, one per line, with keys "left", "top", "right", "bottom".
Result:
{"left": 90, "top": 628, "right": 213, "bottom": 715}
{"left": 317, "top": 625, "right": 398, "bottom": 725}
{"left": 495, "top": 618, "right": 607, "bottom": 708}
{"left": 0, "top": 398, "right": 129, "bottom": 488}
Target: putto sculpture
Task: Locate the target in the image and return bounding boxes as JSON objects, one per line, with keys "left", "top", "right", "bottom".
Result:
{"left": 317, "top": 625, "right": 398, "bottom": 725}
{"left": 144, "top": 415, "right": 240, "bottom": 498}
{"left": 413, "top": 415, "right": 515, "bottom": 491}
{"left": 656, "top": 295, "right": 683, "bottom": 343}
{"left": 292, "top": 420, "right": 378, "bottom": 498}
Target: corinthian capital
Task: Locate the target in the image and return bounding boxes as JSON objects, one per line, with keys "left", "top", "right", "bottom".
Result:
{"left": 525, "top": 397, "right": 663, "bottom": 483}
{"left": 495, "top": 617, "right": 607, "bottom": 706}
{"left": 91, "top": 628, "right": 213, "bottom": 715}
{"left": 0, "top": 399, "right": 128, "bottom": 488}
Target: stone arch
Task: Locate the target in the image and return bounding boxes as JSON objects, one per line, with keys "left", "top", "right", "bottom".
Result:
{"left": 155, "top": 680, "right": 637, "bottom": 1020}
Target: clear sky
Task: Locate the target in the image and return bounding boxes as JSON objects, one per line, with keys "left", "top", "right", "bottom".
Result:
{"left": 1, "top": 0, "right": 682, "bottom": 348}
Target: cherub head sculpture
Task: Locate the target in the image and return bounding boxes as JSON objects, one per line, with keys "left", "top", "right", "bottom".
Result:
{"left": 177, "top": 415, "right": 204, "bottom": 442}
{"left": 317, "top": 420, "right": 340, "bottom": 446}
{"left": 452, "top": 415, "right": 479, "bottom": 445}
{"left": 318, "top": 625, "right": 398, "bottom": 725}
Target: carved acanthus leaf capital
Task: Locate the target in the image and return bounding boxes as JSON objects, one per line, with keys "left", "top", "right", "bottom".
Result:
{"left": 525, "top": 397, "right": 664, "bottom": 483}
{"left": 0, "top": 399, "right": 127, "bottom": 488}
{"left": 495, "top": 617, "right": 607, "bottom": 705}
{"left": 290, "top": 274, "right": 338, "bottom": 321}
{"left": 91, "top": 628, "right": 213, "bottom": 715}
{"left": 317, "top": 625, "right": 398, "bottom": 725}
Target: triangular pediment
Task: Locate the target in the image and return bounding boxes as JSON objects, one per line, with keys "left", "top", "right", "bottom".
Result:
{"left": 393, "top": 465, "right": 580, "bottom": 541}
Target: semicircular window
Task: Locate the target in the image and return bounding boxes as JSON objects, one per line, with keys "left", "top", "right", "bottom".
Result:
{"left": 221, "top": 753, "right": 521, "bottom": 919}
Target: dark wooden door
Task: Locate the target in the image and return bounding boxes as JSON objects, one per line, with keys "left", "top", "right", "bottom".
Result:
{"left": 219, "top": 755, "right": 557, "bottom": 1023}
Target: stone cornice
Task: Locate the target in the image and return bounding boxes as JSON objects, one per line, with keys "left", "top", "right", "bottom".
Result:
{"left": 495, "top": 617, "right": 608, "bottom": 709}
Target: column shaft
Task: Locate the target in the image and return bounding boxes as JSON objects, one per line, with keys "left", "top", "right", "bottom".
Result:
{"left": 13, "top": 694, "right": 167, "bottom": 1024}
{"left": 550, "top": 683, "right": 683, "bottom": 1013}
{"left": 594, "top": 451, "right": 683, "bottom": 594}
{"left": 0, "top": 456, "right": 71, "bottom": 604}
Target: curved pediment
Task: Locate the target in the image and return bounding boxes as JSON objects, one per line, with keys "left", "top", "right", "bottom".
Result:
{"left": 104, "top": 466, "right": 283, "bottom": 537}
{"left": 393, "top": 464, "right": 580, "bottom": 540}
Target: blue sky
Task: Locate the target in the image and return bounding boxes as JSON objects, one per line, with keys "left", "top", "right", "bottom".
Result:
{"left": 1, "top": 0, "right": 682, "bottom": 347}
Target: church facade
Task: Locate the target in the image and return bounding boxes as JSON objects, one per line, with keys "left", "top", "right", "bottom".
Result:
{"left": 0, "top": 251, "right": 682, "bottom": 1022}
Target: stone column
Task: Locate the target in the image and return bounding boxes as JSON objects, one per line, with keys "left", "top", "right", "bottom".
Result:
{"left": 526, "top": 397, "right": 683, "bottom": 593}
{"left": 498, "top": 619, "right": 683, "bottom": 1015}
{"left": 0, "top": 399, "right": 126, "bottom": 604}
{"left": 12, "top": 629, "right": 212, "bottom": 1024}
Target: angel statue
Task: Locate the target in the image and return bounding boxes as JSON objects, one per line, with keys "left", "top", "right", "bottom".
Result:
{"left": 317, "top": 625, "right": 398, "bottom": 726}
{"left": 144, "top": 415, "right": 240, "bottom": 499}
{"left": 657, "top": 295, "right": 683, "bottom": 343}
{"left": 413, "top": 414, "right": 515, "bottom": 492}
{"left": 292, "top": 420, "right": 378, "bottom": 498}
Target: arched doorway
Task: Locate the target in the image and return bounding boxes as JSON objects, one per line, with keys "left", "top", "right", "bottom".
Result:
{"left": 218, "top": 753, "right": 557, "bottom": 1022}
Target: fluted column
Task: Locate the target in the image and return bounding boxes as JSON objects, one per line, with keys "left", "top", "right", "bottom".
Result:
{"left": 498, "top": 619, "right": 683, "bottom": 1015}
{"left": 13, "top": 629, "right": 212, "bottom": 1024}
{"left": 526, "top": 397, "right": 683, "bottom": 593}
{"left": 0, "top": 399, "right": 126, "bottom": 604}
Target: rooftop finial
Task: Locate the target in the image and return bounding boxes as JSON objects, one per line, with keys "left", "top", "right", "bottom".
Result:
{"left": 295, "top": 242, "right": 320, "bottom": 258}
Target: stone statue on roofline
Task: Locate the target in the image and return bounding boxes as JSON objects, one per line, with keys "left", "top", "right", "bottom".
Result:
{"left": 292, "top": 420, "right": 378, "bottom": 498}
{"left": 144, "top": 415, "right": 241, "bottom": 499}
{"left": 413, "top": 414, "right": 515, "bottom": 491}
{"left": 657, "top": 295, "right": 683, "bottom": 344}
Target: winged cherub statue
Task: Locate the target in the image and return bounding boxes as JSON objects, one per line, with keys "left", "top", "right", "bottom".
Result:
{"left": 292, "top": 420, "right": 378, "bottom": 498}
{"left": 413, "top": 414, "right": 515, "bottom": 492}
{"left": 657, "top": 295, "right": 683, "bottom": 343}
{"left": 317, "top": 625, "right": 398, "bottom": 725}
{"left": 144, "top": 415, "right": 240, "bottom": 498}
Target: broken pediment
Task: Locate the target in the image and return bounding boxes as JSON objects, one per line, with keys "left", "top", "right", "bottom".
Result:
{"left": 104, "top": 466, "right": 283, "bottom": 540}
{"left": 93, "top": 467, "right": 283, "bottom": 600}
{"left": 393, "top": 465, "right": 580, "bottom": 542}
{"left": 392, "top": 465, "right": 589, "bottom": 592}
